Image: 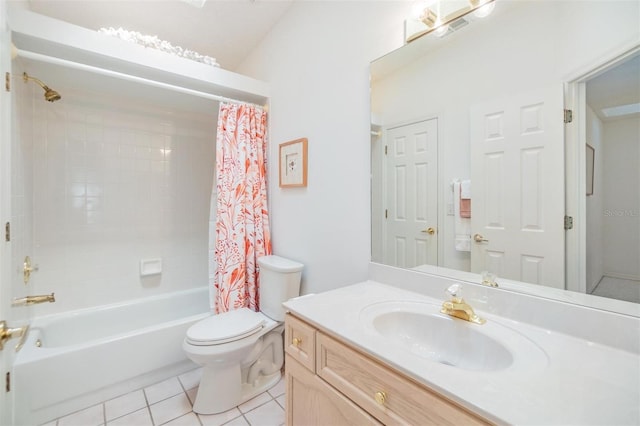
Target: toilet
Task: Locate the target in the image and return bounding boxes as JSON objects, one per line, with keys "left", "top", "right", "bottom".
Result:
{"left": 183, "top": 255, "right": 303, "bottom": 414}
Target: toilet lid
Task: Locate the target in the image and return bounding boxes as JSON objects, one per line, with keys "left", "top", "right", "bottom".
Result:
{"left": 186, "top": 308, "right": 266, "bottom": 345}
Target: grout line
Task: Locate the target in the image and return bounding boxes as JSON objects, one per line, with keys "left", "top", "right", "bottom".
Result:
{"left": 142, "top": 385, "right": 156, "bottom": 426}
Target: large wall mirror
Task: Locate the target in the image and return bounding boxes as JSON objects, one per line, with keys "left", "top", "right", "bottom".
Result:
{"left": 371, "top": 0, "right": 639, "bottom": 313}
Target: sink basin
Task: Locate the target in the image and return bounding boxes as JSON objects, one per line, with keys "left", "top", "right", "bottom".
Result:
{"left": 360, "top": 301, "right": 548, "bottom": 372}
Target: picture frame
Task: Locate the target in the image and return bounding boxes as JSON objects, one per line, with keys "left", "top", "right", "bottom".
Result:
{"left": 586, "top": 144, "right": 595, "bottom": 196}
{"left": 279, "top": 138, "right": 308, "bottom": 188}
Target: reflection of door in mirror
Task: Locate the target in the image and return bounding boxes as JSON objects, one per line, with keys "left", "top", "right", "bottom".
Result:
{"left": 382, "top": 119, "right": 438, "bottom": 268}
{"left": 370, "top": 0, "right": 639, "bottom": 309}
{"left": 469, "top": 87, "right": 565, "bottom": 289}
{"left": 584, "top": 55, "right": 640, "bottom": 304}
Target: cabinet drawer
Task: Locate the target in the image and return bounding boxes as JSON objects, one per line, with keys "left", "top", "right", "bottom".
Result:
{"left": 284, "top": 314, "right": 316, "bottom": 372}
{"left": 286, "top": 355, "right": 382, "bottom": 426}
{"left": 316, "top": 332, "right": 490, "bottom": 426}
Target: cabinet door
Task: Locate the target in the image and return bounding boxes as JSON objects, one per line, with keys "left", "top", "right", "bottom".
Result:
{"left": 285, "top": 355, "right": 381, "bottom": 426}
{"left": 316, "top": 332, "right": 490, "bottom": 426}
{"left": 284, "top": 314, "right": 316, "bottom": 371}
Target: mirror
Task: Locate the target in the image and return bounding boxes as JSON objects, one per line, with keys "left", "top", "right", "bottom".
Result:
{"left": 371, "top": 0, "right": 640, "bottom": 311}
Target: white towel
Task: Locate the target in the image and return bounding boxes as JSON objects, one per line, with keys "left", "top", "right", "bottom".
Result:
{"left": 453, "top": 181, "right": 471, "bottom": 252}
{"left": 461, "top": 179, "right": 471, "bottom": 199}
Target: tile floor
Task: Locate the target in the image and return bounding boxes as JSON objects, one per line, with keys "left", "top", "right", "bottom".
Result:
{"left": 591, "top": 276, "right": 640, "bottom": 304}
{"left": 41, "top": 368, "right": 286, "bottom": 426}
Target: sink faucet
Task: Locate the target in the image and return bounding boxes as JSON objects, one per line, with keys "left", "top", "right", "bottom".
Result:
{"left": 440, "top": 284, "right": 486, "bottom": 325}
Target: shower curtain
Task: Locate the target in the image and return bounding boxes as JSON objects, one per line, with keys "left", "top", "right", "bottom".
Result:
{"left": 214, "top": 102, "right": 271, "bottom": 313}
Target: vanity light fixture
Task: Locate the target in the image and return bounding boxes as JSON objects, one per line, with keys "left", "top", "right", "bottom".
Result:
{"left": 419, "top": 8, "right": 438, "bottom": 28}
{"left": 473, "top": 0, "right": 496, "bottom": 18}
{"left": 433, "top": 22, "right": 450, "bottom": 37}
{"left": 405, "top": 0, "right": 496, "bottom": 43}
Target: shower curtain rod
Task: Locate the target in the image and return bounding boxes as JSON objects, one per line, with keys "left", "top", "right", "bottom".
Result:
{"left": 15, "top": 48, "right": 264, "bottom": 107}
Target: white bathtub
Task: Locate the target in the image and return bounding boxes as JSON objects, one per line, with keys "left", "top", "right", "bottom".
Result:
{"left": 13, "top": 287, "right": 210, "bottom": 426}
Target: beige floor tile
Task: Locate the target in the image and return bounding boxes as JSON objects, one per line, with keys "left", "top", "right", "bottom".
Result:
{"left": 161, "top": 412, "right": 201, "bottom": 426}
{"left": 243, "top": 400, "right": 284, "bottom": 426}
{"left": 267, "top": 377, "right": 285, "bottom": 398}
{"left": 238, "top": 392, "right": 271, "bottom": 413}
{"left": 149, "top": 393, "right": 193, "bottom": 425}
{"left": 198, "top": 407, "right": 242, "bottom": 426}
{"left": 58, "top": 404, "right": 104, "bottom": 426}
{"left": 144, "top": 377, "right": 184, "bottom": 405}
{"left": 222, "top": 416, "right": 249, "bottom": 426}
{"left": 107, "top": 408, "right": 152, "bottom": 426}
{"left": 105, "top": 390, "right": 147, "bottom": 421}
{"left": 178, "top": 368, "right": 203, "bottom": 391}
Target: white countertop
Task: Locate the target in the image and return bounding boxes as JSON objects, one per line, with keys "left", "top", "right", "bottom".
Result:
{"left": 283, "top": 280, "right": 640, "bottom": 425}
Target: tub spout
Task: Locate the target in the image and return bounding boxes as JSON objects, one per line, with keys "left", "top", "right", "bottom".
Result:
{"left": 12, "top": 293, "right": 55, "bottom": 307}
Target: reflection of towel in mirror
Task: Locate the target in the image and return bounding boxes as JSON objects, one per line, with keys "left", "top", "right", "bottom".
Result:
{"left": 454, "top": 181, "right": 471, "bottom": 251}
{"left": 460, "top": 179, "right": 471, "bottom": 218}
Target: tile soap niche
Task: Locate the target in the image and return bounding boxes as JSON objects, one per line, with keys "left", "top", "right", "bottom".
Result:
{"left": 140, "top": 258, "right": 162, "bottom": 276}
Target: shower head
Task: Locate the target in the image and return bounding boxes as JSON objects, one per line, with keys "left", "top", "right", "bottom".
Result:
{"left": 22, "top": 72, "right": 61, "bottom": 102}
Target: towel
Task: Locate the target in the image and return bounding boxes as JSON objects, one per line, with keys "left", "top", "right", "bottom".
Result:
{"left": 453, "top": 181, "right": 471, "bottom": 252}
{"left": 460, "top": 179, "right": 471, "bottom": 218}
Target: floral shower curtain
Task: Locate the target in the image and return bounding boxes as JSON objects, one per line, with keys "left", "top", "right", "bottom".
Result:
{"left": 214, "top": 102, "right": 271, "bottom": 313}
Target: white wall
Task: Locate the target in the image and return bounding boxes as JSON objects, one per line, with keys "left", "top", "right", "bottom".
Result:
{"left": 237, "top": 2, "right": 412, "bottom": 294}
{"left": 585, "top": 105, "right": 604, "bottom": 293}
{"left": 371, "top": 0, "right": 640, "bottom": 272}
{"left": 602, "top": 116, "right": 640, "bottom": 280}
{"left": 14, "top": 72, "right": 217, "bottom": 316}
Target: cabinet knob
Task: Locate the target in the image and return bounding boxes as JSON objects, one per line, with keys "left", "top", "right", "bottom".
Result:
{"left": 292, "top": 337, "right": 302, "bottom": 347}
{"left": 374, "top": 391, "right": 386, "bottom": 405}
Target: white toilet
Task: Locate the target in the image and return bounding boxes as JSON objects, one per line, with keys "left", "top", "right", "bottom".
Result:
{"left": 183, "top": 255, "right": 303, "bottom": 414}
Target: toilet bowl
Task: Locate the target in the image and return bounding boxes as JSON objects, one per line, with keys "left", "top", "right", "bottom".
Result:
{"left": 183, "top": 255, "right": 303, "bottom": 414}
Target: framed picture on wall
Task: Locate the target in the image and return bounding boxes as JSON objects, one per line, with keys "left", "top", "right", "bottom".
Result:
{"left": 279, "top": 138, "right": 308, "bottom": 188}
{"left": 586, "top": 144, "right": 595, "bottom": 196}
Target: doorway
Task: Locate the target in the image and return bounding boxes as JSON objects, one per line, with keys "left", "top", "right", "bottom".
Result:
{"left": 584, "top": 55, "right": 640, "bottom": 304}
{"left": 566, "top": 44, "right": 640, "bottom": 304}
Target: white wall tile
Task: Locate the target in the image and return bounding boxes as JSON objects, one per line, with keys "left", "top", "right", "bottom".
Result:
{"left": 16, "top": 87, "right": 217, "bottom": 315}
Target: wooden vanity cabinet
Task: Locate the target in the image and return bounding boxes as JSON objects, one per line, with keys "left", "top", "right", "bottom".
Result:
{"left": 284, "top": 313, "right": 491, "bottom": 426}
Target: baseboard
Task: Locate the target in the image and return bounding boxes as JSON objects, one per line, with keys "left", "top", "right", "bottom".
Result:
{"left": 602, "top": 272, "right": 640, "bottom": 282}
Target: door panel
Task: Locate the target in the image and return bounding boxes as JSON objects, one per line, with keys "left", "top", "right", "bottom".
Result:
{"left": 0, "top": 1, "right": 13, "bottom": 424}
{"left": 384, "top": 118, "right": 438, "bottom": 268}
{"left": 470, "top": 87, "right": 565, "bottom": 288}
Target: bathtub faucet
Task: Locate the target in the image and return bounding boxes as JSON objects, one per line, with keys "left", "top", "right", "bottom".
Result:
{"left": 12, "top": 293, "right": 55, "bottom": 307}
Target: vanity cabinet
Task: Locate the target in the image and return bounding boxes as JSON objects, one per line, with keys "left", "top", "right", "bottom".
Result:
{"left": 284, "top": 313, "right": 490, "bottom": 426}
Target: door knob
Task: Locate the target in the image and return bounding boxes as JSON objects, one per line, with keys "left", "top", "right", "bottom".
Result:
{"left": 421, "top": 227, "right": 436, "bottom": 235}
{"left": 474, "top": 233, "right": 489, "bottom": 243}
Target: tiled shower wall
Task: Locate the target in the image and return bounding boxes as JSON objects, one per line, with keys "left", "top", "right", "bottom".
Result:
{"left": 15, "top": 78, "right": 217, "bottom": 316}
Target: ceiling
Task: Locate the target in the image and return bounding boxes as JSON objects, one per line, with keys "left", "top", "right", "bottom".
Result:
{"left": 26, "top": 0, "right": 294, "bottom": 71}
{"left": 587, "top": 54, "right": 640, "bottom": 121}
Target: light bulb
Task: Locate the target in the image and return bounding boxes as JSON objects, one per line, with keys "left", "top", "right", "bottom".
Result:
{"left": 474, "top": 1, "right": 495, "bottom": 18}
{"left": 434, "top": 24, "right": 449, "bottom": 37}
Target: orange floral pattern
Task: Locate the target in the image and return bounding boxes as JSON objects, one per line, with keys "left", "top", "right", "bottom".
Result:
{"left": 214, "top": 103, "right": 271, "bottom": 313}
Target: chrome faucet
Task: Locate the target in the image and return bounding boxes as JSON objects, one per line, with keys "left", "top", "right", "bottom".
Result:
{"left": 440, "top": 284, "right": 486, "bottom": 325}
{"left": 12, "top": 293, "right": 55, "bottom": 307}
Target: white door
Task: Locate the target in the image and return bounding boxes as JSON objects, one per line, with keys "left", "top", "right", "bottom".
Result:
{"left": 384, "top": 118, "right": 438, "bottom": 268}
{"left": 0, "top": 1, "right": 13, "bottom": 423}
{"left": 470, "top": 87, "right": 565, "bottom": 288}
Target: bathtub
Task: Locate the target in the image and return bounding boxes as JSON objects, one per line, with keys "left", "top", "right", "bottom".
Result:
{"left": 13, "top": 287, "right": 211, "bottom": 426}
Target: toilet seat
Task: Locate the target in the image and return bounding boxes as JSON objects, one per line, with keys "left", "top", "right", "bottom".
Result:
{"left": 186, "top": 308, "right": 266, "bottom": 346}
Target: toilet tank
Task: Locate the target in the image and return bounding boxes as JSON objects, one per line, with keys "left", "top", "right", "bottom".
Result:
{"left": 258, "top": 255, "right": 303, "bottom": 322}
